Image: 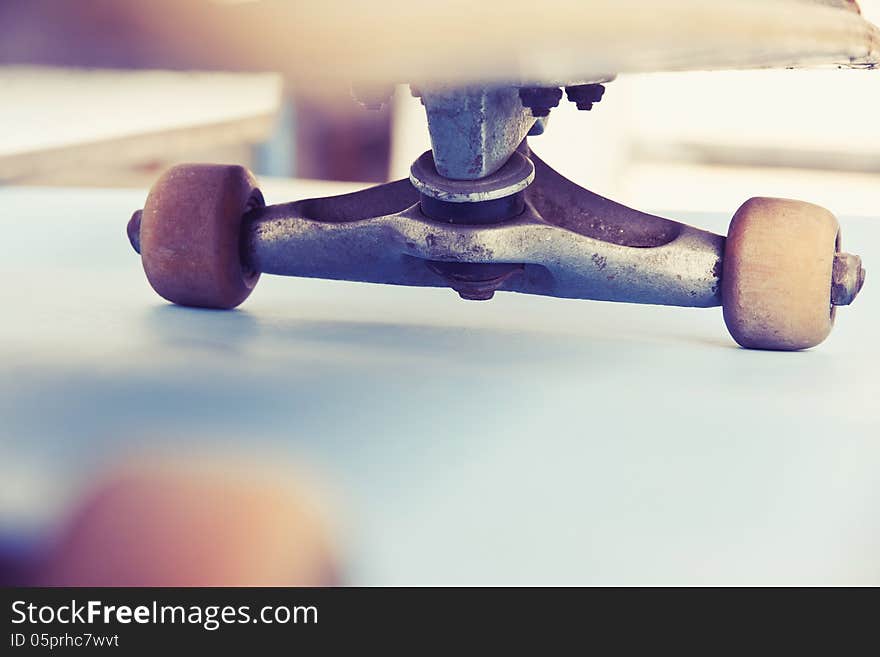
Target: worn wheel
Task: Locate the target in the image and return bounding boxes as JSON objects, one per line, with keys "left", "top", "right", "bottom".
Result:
{"left": 138, "top": 164, "right": 264, "bottom": 309}
{"left": 722, "top": 197, "right": 839, "bottom": 351}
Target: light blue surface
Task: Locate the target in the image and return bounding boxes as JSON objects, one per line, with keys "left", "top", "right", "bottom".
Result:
{"left": 1, "top": 185, "right": 878, "bottom": 585}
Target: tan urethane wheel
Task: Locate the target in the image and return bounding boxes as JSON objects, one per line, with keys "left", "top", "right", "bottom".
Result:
{"left": 722, "top": 197, "right": 839, "bottom": 351}
{"left": 139, "top": 164, "right": 264, "bottom": 309}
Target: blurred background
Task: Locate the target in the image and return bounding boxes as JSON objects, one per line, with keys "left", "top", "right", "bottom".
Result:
{"left": 2, "top": 0, "right": 880, "bottom": 216}
{"left": 1, "top": 0, "right": 879, "bottom": 587}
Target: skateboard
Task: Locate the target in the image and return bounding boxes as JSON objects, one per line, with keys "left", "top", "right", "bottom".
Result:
{"left": 126, "top": 0, "right": 878, "bottom": 350}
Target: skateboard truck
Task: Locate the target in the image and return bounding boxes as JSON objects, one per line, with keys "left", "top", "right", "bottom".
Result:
{"left": 127, "top": 83, "right": 865, "bottom": 351}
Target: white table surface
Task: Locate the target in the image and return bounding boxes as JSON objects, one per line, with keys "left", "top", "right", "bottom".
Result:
{"left": 1, "top": 180, "right": 878, "bottom": 585}
{"left": 0, "top": 68, "right": 281, "bottom": 182}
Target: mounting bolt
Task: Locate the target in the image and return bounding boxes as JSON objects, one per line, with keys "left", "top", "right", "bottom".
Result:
{"left": 831, "top": 252, "right": 866, "bottom": 306}
{"left": 565, "top": 83, "right": 606, "bottom": 111}
{"left": 518, "top": 87, "right": 563, "bottom": 118}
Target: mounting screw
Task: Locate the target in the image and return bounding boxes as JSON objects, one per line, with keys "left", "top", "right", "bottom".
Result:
{"left": 518, "top": 87, "right": 563, "bottom": 118}
{"left": 831, "top": 252, "right": 866, "bottom": 306}
{"left": 565, "top": 83, "right": 606, "bottom": 111}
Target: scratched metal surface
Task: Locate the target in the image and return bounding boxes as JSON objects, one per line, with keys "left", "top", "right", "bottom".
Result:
{"left": 0, "top": 183, "right": 878, "bottom": 585}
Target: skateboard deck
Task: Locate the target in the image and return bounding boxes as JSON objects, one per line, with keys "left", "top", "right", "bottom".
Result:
{"left": 151, "top": 0, "right": 880, "bottom": 87}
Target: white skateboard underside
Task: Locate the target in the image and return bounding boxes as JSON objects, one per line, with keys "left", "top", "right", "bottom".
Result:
{"left": 229, "top": 0, "right": 880, "bottom": 86}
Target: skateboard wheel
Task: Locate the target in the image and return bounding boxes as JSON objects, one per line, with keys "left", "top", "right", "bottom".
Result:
{"left": 140, "top": 164, "right": 264, "bottom": 309}
{"left": 722, "top": 197, "right": 839, "bottom": 351}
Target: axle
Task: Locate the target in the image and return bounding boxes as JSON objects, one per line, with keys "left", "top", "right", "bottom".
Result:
{"left": 242, "top": 195, "right": 724, "bottom": 306}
